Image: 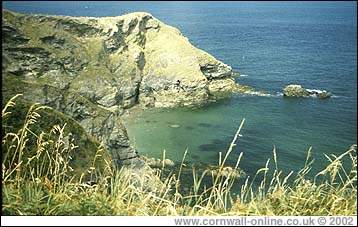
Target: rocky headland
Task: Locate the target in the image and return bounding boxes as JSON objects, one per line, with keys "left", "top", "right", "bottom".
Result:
{"left": 2, "top": 9, "right": 249, "bottom": 173}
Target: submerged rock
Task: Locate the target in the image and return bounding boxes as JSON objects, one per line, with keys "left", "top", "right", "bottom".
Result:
{"left": 317, "top": 92, "right": 331, "bottom": 99}
{"left": 306, "top": 89, "right": 332, "bottom": 99}
{"left": 197, "top": 123, "right": 212, "bottom": 128}
{"left": 207, "top": 166, "right": 245, "bottom": 179}
{"left": 142, "top": 156, "right": 175, "bottom": 168}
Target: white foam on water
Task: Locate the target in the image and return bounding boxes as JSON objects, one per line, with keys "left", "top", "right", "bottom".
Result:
{"left": 239, "top": 91, "right": 275, "bottom": 97}
{"left": 306, "top": 89, "right": 327, "bottom": 93}
{"left": 305, "top": 88, "right": 336, "bottom": 98}
{"left": 239, "top": 74, "right": 248, "bottom": 77}
{"left": 238, "top": 89, "right": 338, "bottom": 98}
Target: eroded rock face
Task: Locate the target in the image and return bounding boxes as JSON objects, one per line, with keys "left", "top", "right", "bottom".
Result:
{"left": 2, "top": 76, "right": 142, "bottom": 168}
{"left": 2, "top": 9, "right": 240, "bottom": 167}
{"left": 3, "top": 10, "right": 239, "bottom": 109}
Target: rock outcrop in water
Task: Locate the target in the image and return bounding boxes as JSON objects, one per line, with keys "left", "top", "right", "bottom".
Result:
{"left": 2, "top": 10, "right": 243, "bottom": 168}
{"left": 283, "top": 84, "right": 331, "bottom": 99}
{"left": 283, "top": 85, "right": 310, "bottom": 97}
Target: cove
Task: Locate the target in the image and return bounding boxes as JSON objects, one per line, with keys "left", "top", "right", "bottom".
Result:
{"left": 124, "top": 93, "right": 357, "bottom": 181}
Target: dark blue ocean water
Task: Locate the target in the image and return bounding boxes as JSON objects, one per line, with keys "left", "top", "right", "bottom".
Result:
{"left": 4, "top": 2, "right": 357, "bottom": 179}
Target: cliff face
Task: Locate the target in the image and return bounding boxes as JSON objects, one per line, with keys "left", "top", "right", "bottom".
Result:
{"left": 2, "top": 10, "right": 240, "bottom": 167}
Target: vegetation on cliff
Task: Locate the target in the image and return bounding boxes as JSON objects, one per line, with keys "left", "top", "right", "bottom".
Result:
{"left": 2, "top": 96, "right": 356, "bottom": 215}
{"left": 2, "top": 9, "right": 355, "bottom": 217}
{"left": 2, "top": 9, "right": 243, "bottom": 110}
{"left": 2, "top": 9, "right": 253, "bottom": 168}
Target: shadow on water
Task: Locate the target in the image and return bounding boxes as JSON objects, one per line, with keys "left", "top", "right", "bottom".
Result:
{"left": 197, "top": 122, "right": 213, "bottom": 128}
{"left": 144, "top": 120, "right": 158, "bottom": 123}
{"left": 191, "top": 153, "right": 200, "bottom": 159}
{"left": 197, "top": 137, "right": 231, "bottom": 152}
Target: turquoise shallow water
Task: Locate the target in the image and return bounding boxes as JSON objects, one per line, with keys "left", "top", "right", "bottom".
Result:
{"left": 4, "top": 2, "right": 357, "bottom": 179}
{"left": 124, "top": 94, "right": 356, "bottom": 178}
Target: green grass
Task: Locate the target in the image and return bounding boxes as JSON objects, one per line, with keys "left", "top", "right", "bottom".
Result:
{"left": 2, "top": 95, "right": 357, "bottom": 216}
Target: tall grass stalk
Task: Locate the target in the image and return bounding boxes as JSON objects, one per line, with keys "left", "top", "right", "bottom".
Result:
{"left": 2, "top": 95, "right": 356, "bottom": 215}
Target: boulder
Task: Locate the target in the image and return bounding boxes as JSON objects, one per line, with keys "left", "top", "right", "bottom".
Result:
{"left": 283, "top": 85, "right": 331, "bottom": 99}
{"left": 283, "top": 85, "right": 310, "bottom": 97}
{"left": 143, "top": 156, "right": 175, "bottom": 168}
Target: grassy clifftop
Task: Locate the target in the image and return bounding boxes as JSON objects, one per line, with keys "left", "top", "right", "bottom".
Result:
{"left": 2, "top": 9, "right": 239, "bottom": 109}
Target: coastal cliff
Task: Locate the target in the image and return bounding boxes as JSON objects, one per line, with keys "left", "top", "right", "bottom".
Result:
{"left": 2, "top": 10, "right": 241, "bottom": 169}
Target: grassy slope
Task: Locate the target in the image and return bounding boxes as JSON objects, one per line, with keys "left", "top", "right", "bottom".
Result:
{"left": 2, "top": 10, "right": 356, "bottom": 216}
{"left": 2, "top": 96, "right": 356, "bottom": 216}
{"left": 1, "top": 93, "right": 112, "bottom": 179}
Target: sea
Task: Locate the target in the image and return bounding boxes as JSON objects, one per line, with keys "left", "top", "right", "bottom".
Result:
{"left": 4, "top": 1, "right": 357, "bottom": 186}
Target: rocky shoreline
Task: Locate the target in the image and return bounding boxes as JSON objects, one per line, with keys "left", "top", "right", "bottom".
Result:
{"left": 2, "top": 9, "right": 334, "bottom": 180}
{"left": 2, "top": 9, "right": 250, "bottom": 172}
